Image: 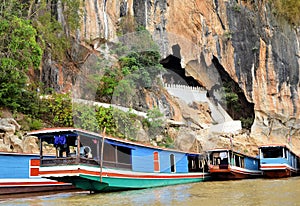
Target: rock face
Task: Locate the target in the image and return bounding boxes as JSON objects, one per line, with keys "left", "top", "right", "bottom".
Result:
{"left": 40, "top": 0, "right": 299, "bottom": 141}
{"left": 0, "top": 118, "right": 21, "bottom": 134}
{"left": 0, "top": 118, "right": 26, "bottom": 153}
{"left": 174, "top": 127, "right": 198, "bottom": 152}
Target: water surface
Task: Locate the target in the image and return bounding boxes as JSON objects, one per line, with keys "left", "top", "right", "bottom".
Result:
{"left": 1, "top": 177, "right": 300, "bottom": 206}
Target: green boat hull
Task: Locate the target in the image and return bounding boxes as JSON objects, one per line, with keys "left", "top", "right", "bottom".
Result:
{"left": 51, "top": 174, "right": 208, "bottom": 192}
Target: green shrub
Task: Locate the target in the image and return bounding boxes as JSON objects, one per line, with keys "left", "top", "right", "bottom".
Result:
{"left": 143, "top": 107, "right": 164, "bottom": 139}
{"left": 95, "top": 106, "right": 116, "bottom": 135}
{"left": 47, "top": 93, "right": 74, "bottom": 127}
{"left": 112, "top": 109, "right": 137, "bottom": 140}
{"left": 73, "top": 103, "right": 99, "bottom": 132}
{"left": 29, "top": 118, "right": 44, "bottom": 130}
{"left": 240, "top": 117, "right": 254, "bottom": 129}
{"left": 269, "top": 0, "right": 300, "bottom": 26}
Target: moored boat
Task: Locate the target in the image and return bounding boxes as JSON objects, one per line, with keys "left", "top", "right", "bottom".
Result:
{"left": 206, "top": 149, "right": 262, "bottom": 180}
{"left": 259, "top": 144, "right": 300, "bottom": 178}
{"left": 27, "top": 128, "right": 210, "bottom": 193}
{"left": 0, "top": 152, "right": 75, "bottom": 195}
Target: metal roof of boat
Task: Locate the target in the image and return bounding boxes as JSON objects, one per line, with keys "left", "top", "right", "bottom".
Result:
{"left": 258, "top": 144, "right": 300, "bottom": 157}
{"left": 258, "top": 144, "right": 288, "bottom": 148}
{"left": 205, "top": 148, "right": 258, "bottom": 159}
{"left": 205, "top": 148, "right": 231, "bottom": 152}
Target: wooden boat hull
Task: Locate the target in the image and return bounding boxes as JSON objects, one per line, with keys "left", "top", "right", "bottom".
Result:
{"left": 260, "top": 164, "right": 297, "bottom": 178}
{"left": 0, "top": 153, "right": 75, "bottom": 195}
{"left": 209, "top": 166, "right": 262, "bottom": 180}
{"left": 263, "top": 170, "right": 291, "bottom": 178}
{"left": 39, "top": 165, "right": 209, "bottom": 192}
{"left": 0, "top": 179, "right": 75, "bottom": 195}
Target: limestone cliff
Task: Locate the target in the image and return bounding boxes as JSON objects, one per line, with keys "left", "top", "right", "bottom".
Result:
{"left": 41, "top": 0, "right": 300, "bottom": 142}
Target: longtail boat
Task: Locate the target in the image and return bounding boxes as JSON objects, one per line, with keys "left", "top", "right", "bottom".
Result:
{"left": 206, "top": 149, "right": 262, "bottom": 180}
{"left": 27, "top": 128, "right": 209, "bottom": 193}
{"left": 259, "top": 144, "right": 300, "bottom": 178}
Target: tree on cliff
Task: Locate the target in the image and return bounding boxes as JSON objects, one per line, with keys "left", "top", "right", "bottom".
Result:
{"left": 97, "top": 31, "right": 164, "bottom": 104}
{"left": 0, "top": 0, "right": 81, "bottom": 114}
{"left": 0, "top": 1, "right": 42, "bottom": 111}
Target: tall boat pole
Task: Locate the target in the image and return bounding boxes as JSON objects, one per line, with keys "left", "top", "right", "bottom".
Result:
{"left": 39, "top": 138, "right": 43, "bottom": 160}
{"left": 76, "top": 135, "right": 81, "bottom": 163}
{"left": 100, "top": 127, "right": 106, "bottom": 183}
{"left": 202, "top": 158, "right": 204, "bottom": 180}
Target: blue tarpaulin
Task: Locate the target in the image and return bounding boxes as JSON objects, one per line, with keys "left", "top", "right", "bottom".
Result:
{"left": 54, "top": 135, "right": 66, "bottom": 146}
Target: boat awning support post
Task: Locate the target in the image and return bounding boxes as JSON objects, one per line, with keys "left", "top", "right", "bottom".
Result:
{"left": 39, "top": 138, "right": 43, "bottom": 160}
{"left": 76, "top": 135, "right": 81, "bottom": 164}
{"left": 100, "top": 128, "right": 106, "bottom": 183}
{"left": 202, "top": 158, "right": 204, "bottom": 180}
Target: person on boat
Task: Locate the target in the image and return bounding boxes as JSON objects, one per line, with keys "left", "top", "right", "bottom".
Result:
{"left": 79, "top": 145, "right": 92, "bottom": 158}
{"left": 54, "top": 135, "right": 69, "bottom": 157}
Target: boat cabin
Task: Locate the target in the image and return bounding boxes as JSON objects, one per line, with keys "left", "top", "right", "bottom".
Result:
{"left": 206, "top": 149, "right": 261, "bottom": 180}
{"left": 259, "top": 145, "right": 300, "bottom": 177}
{"left": 207, "top": 149, "right": 253, "bottom": 169}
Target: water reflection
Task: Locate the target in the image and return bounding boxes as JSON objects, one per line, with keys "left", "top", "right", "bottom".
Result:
{"left": 1, "top": 177, "right": 300, "bottom": 206}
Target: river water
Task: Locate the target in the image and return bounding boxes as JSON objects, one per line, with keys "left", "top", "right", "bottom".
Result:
{"left": 1, "top": 177, "right": 300, "bottom": 206}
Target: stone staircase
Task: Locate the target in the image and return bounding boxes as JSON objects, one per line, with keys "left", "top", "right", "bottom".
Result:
{"left": 164, "top": 84, "right": 241, "bottom": 133}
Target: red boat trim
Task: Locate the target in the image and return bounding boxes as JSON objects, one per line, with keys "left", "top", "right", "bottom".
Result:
{"left": 209, "top": 166, "right": 261, "bottom": 176}
{"left": 0, "top": 181, "right": 70, "bottom": 187}
{"left": 39, "top": 168, "right": 207, "bottom": 179}
{"left": 260, "top": 165, "right": 287, "bottom": 169}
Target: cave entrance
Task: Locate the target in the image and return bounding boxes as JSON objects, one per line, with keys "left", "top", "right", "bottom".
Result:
{"left": 211, "top": 55, "right": 255, "bottom": 128}
{"left": 160, "top": 53, "right": 202, "bottom": 87}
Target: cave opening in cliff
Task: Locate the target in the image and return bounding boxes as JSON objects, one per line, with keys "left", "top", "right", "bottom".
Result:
{"left": 211, "top": 55, "right": 255, "bottom": 129}
{"left": 160, "top": 45, "right": 202, "bottom": 87}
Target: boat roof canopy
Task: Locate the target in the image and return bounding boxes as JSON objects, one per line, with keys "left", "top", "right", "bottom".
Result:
{"left": 26, "top": 128, "right": 205, "bottom": 154}
{"left": 27, "top": 128, "right": 103, "bottom": 139}
{"left": 206, "top": 148, "right": 258, "bottom": 159}
{"left": 206, "top": 149, "right": 231, "bottom": 153}
{"left": 259, "top": 144, "right": 300, "bottom": 157}
{"left": 258, "top": 144, "right": 287, "bottom": 149}
{"left": 27, "top": 128, "right": 87, "bottom": 146}
{"left": 32, "top": 131, "right": 78, "bottom": 139}
{"left": 27, "top": 128, "right": 77, "bottom": 138}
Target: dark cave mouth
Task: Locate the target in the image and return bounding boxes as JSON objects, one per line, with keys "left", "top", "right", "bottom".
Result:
{"left": 211, "top": 55, "right": 255, "bottom": 128}
{"left": 160, "top": 55, "right": 202, "bottom": 87}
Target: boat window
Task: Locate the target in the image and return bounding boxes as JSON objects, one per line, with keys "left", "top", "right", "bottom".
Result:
{"left": 235, "top": 155, "right": 240, "bottom": 167}
{"left": 170, "top": 154, "right": 175, "bottom": 172}
{"left": 261, "top": 147, "right": 284, "bottom": 158}
{"left": 78, "top": 135, "right": 99, "bottom": 159}
{"left": 210, "top": 152, "right": 228, "bottom": 166}
{"left": 103, "top": 142, "right": 116, "bottom": 163}
{"left": 240, "top": 157, "right": 244, "bottom": 168}
{"left": 153, "top": 152, "right": 160, "bottom": 172}
{"left": 116, "top": 146, "right": 132, "bottom": 166}
{"left": 188, "top": 155, "right": 200, "bottom": 172}
{"left": 211, "top": 152, "right": 220, "bottom": 165}
{"left": 220, "top": 152, "right": 228, "bottom": 166}
{"left": 103, "top": 143, "right": 132, "bottom": 170}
